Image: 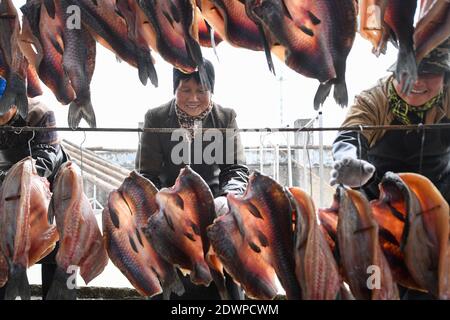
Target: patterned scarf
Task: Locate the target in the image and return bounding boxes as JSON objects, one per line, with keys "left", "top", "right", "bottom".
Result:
{"left": 175, "top": 103, "right": 212, "bottom": 140}
{"left": 388, "top": 79, "right": 443, "bottom": 125}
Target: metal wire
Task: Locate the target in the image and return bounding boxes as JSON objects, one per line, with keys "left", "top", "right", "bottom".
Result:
{"left": 2, "top": 123, "right": 450, "bottom": 133}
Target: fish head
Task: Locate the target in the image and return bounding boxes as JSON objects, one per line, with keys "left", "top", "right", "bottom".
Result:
{"left": 379, "top": 171, "right": 409, "bottom": 205}
{"left": 155, "top": 188, "right": 185, "bottom": 217}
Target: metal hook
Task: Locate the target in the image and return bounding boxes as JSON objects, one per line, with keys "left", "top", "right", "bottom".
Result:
{"left": 28, "top": 130, "right": 35, "bottom": 158}
{"left": 14, "top": 127, "right": 24, "bottom": 135}
{"left": 418, "top": 123, "right": 425, "bottom": 174}
{"left": 357, "top": 125, "right": 364, "bottom": 187}
{"left": 137, "top": 130, "right": 142, "bottom": 173}
{"left": 80, "top": 130, "right": 87, "bottom": 178}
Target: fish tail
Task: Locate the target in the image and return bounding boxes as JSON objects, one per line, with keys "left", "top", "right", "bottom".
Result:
{"left": 68, "top": 99, "right": 97, "bottom": 128}
{"left": 313, "top": 82, "right": 332, "bottom": 110}
{"left": 46, "top": 267, "right": 77, "bottom": 300}
{"left": 4, "top": 264, "right": 30, "bottom": 300}
{"left": 136, "top": 49, "right": 158, "bottom": 87}
{"left": 333, "top": 79, "right": 348, "bottom": 108}
{"left": 395, "top": 44, "right": 418, "bottom": 95}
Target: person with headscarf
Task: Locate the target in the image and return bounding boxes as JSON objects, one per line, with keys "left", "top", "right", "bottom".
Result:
{"left": 330, "top": 39, "right": 450, "bottom": 299}
{"left": 136, "top": 58, "right": 249, "bottom": 300}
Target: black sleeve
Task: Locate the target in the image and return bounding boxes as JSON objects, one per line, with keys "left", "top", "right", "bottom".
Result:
{"left": 332, "top": 130, "right": 370, "bottom": 162}
{"left": 218, "top": 110, "right": 249, "bottom": 196}
{"left": 135, "top": 110, "right": 163, "bottom": 189}
{"left": 32, "top": 144, "right": 61, "bottom": 179}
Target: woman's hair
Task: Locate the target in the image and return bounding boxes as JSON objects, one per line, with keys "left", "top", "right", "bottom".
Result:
{"left": 173, "top": 59, "right": 215, "bottom": 94}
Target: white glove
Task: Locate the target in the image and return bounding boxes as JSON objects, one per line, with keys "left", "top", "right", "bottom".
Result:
{"left": 330, "top": 156, "right": 375, "bottom": 188}
{"left": 214, "top": 196, "right": 229, "bottom": 216}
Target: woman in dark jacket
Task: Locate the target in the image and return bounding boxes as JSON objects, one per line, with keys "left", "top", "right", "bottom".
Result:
{"left": 136, "top": 59, "right": 249, "bottom": 300}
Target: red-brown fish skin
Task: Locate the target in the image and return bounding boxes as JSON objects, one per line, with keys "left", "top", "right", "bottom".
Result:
{"left": 289, "top": 187, "right": 340, "bottom": 300}
{"left": 359, "top": 0, "right": 388, "bottom": 56}
{"left": 294, "top": 0, "right": 356, "bottom": 109}
{"left": 383, "top": 0, "right": 417, "bottom": 95}
{"left": 395, "top": 173, "right": 450, "bottom": 299}
{"left": 115, "top": 0, "right": 158, "bottom": 86}
{"left": 52, "top": 0, "right": 97, "bottom": 128}
{"left": 114, "top": 171, "right": 185, "bottom": 298}
{"left": 414, "top": 1, "right": 450, "bottom": 64}
{"left": 20, "top": 0, "right": 76, "bottom": 105}
{"left": 207, "top": 205, "right": 278, "bottom": 300}
{"left": 196, "top": 7, "right": 223, "bottom": 48}
{"left": 0, "top": 157, "right": 36, "bottom": 300}
{"left": 245, "top": 0, "right": 335, "bottom": 85}
{"left": 72, "top": 0, "right": 157, "bottom": 87}
{"left": 145, "top": 167, "right": 217, "bottom": 287}
{"left": 370, "top": 173, "right": 422, "bottom": 291}
{"left": 0, "top": 0, "right": 28, "bottom": 118}
{"left": 201, "top": 0, "right": 264, "bottom": 50}
{"left": 337, "top": 186, "right": 399, "bottom": 300}
{"left": 318, "top": 192, "right": 340, "bottom": 260}
{"left": 139, "top": 0, "right": 209, "bottom": 87}
{"left": 103, "top": 191, "right": 163, "bottom": 297}
{"left": 229, "top": 171, "right": 301, "bottom": 299}
{"left": 28, "top": 173, "right": 58, "bottom": 267}
{"left": 47, "top": 161, "right": 108, "bottom": 300}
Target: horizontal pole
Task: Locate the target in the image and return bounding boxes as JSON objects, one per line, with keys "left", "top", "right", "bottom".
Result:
{"left": 0, "top": 123, "right": 447, "bottom": 133}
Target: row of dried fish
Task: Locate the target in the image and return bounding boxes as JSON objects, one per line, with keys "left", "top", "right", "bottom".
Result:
{"left": 1, "top": 1, "right": 446, "bottom": 128}
{"left": 1, "top": 157, "right": 448, "bottom": 299}
{"left": 104, "top": 166, "right": 450, "bottom": 300}
{"left": 0, "top": 158, "right": 107, "bottom": 300}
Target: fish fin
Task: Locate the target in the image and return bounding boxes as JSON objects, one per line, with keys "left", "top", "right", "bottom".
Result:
{"left": 43, "top": 0, "right": 56, "bottom": 19}
{"left": 333, "top": 79, "right": 348, "bottom": 108}
{"left": 20, "top": 1, "right": 42, "bottom": 40}
{"left": 136, "top": 49, "right": 158, "bottom": 87}
{"left": 256, "top": 230, "right": 269, "bottom": 247}
{"left": 307, "top": 11, "right": 321, "bottom": 25}
{"left": 190, "top": 262, "right": 212, "bottom": 285}
{"left": 108, "top": 206, "right": 120, "bottom": 229}
{"left": 210, "top": 268, "right": 230, "bottom": 300}
{"left": 183, "top": 231, "right": 196, "bottom": 242}
{"left": 129, "top": 235, "right": 139, "bottom": 253}
{"left": 313, "top": 82, "right": 332, "bottom": 110}
{"left": 46, "top": 267, "right": 77, "bottom": 300}
{"left": 68, "top": 99, "right": 97, "bottom": 128}
{"left": 246, "top": 201, "right": 263, "bottom": 219}
{"left": 257, "top": 23, "right": 276, "bottom": 75}
{"left": 299, "top": 25, "right": 314, "bottom": 37}
{"left": 163, "top": 209, "right": 175, "bottom": 231}
{"left": 161, "top": 267, "right": 185, "bottom": 299}
{"left": 395, "top": 46, "right": 417, "bottom": 95}
{"left": 4, "top": 264, "right": 30, "bottom": 300}
{"left": 135, "top": 228, "right": 144, "bottom": 247}
{"left": 168, "top": 0, "right": 180, "bottom": 23}
{"left": 248, "top": 241, "right": 261, "bottom": 253}
{"left": 48, "top": 195, "right": 56, "bottom": 225}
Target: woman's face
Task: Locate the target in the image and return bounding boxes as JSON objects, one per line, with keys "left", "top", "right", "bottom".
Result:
{"left": 175, "top": 78, "right": 211, "bottom": 116}
{"left": 0, "top": 106, "right": 17, "bottom": 125}
{"left": 393, "top": 73, "right": 445, "bottom": 107}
